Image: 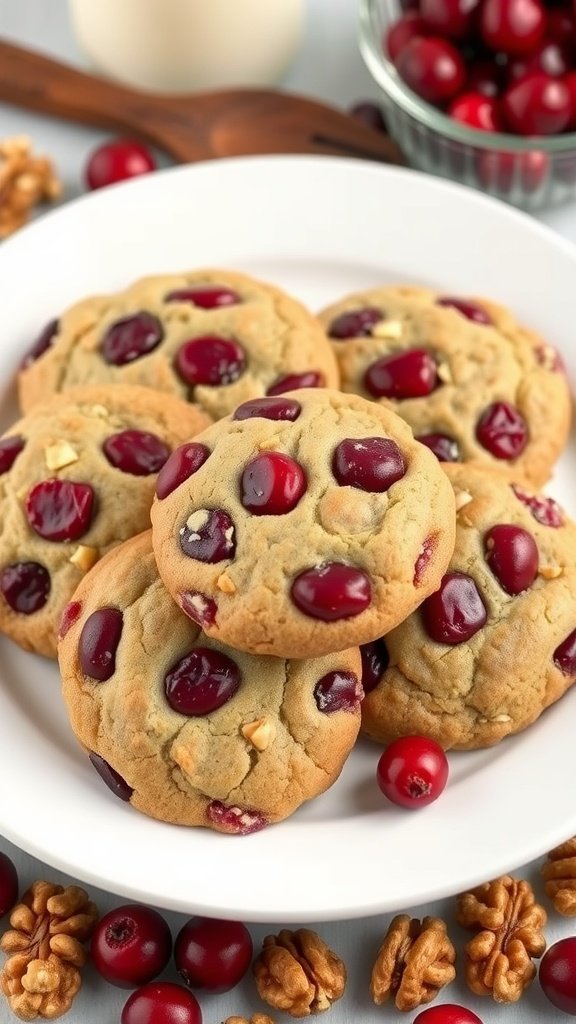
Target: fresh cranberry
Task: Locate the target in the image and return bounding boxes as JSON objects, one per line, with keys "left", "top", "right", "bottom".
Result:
{"left": 85, "top": 138, "right": 156, "bottom": 190}
{"left": 566, "top": 72, "right": 576, "bottom": 129}
{"left": 313, "top": 671, "right": 362, "bottom": 712}
{"left": 103, "top": 430, "right": 170, "bottom": 476}
{"left": 386, "top": 12, "right": 429, "bottom": 60}
{"left": 206, "top": 801, "right": 268, "bottom": 835}
{"left": 180, "top": 591, "right": 218, "bottom": 628}
{"left": 174, "top": 917, "right": 252, "bottom": 993}
{"left": 26, "top": 479, "right": 94, "bottom": 541}
{"left": 20, "top": 318, "right": 59, "bottom": 369}
{"left": 395, "top": 37, "right": 466, "bottom": 104}
{"left": 232, "top": 396, "right": 301, "bottom": 421}
{"left": 175, "top": 336, "right": 246, "bottom": 387}
{"left": 164, "top": 647, "right": 240, "bottom": 716}
{"left": 291, "top": 563, "right": 371, "bottom": 621}
{"left": 155, "top": 443, "right": 210, "bottom": 500}
{"left": 101, "top": 313, "right": 164, "bottom": 366}
{"left": 327, "top": 307, "right": 383, "bottom": 339}
{"left": 121, "top": 982, "right": 201, "bottom": 1024}
{"left": 349, "top": 101, "right": 388, "bottom": 132}
{"left": 412, "top": 1006, "right": 484, "bottom": 1023}
{"left": 448, "top": 91, "right": 505, "bottom": 130}
{"left": 179, "top": 508, "right": 235, "bottom": 562}
{"left": 164, "top": 285, "right": 240, "bottom": 308}
{"left": 502, "top": 73, "right": 572, "bottom": 135}
{"left": 511, "top": 484, "right": 565, "bottom": 527}
{"left": 437, "top": 297, "right": 492, "bottom": 323}
{"left": 376, "top": 735, "right": 449, "bottom": 809}
{"left": 539, "top": 937, "right": 576, "bottom": 1014}
{"left": 332, "top": 437, "right": 406, "bottom": 491}
{"left": 365, "top": 348, "right": 438, "bottom": 399}
{"left": 89, "top": 752, "right": 133, "bottom": 801}
{"left": 416, "top": 433, "right": 460, "bottom": 462}
{"left": 548, "top": 8, "right": 576, "bottom": 50}
{"left": 422, "top": 572, "right": 487, "bottom": 643}
{"left": 484, "top": 524, "right": 538, "bottom": 595}
{"left": 420, "top": 0, "right": 480, "bottom": 39}
{"left": 360, "top": 640, "right": 389, "bottom": 692}
{"left": 480, "top": 0, "right": 546, "bottom": 56}
{"left": 91, "top": 905, "right": 172, "bottom": 988}
{"left": 240, "top": 452, "right": 306, "bottom": 515}
{"left": 414, "top": 534, "right": 438, "bottom": 586}
{"left": 466, "top": 58, "right": 504, "bottom": 97}
{"left": 79, "top": 608, "right": 123, "bottom": 681}
{"left": 266, "top": 371, "right": 324, "bottom": 395}
{"left": 58, "top": 600, "right": 82, "bottom": 639}
{"left": 0, "top": 852, "right": 18, "bottom": 917}
{"left": 476, "top": 402, "right": 528, "bottom": 459}
{"left": 0, "top": 562, "right": 50, "bottom": 614}
{"left": 554, "top": 629, "right": 576, "bottom": 677}
{"left": 508, "top": 40, "right": 572, "bottom": 80}
{"left": 0, "top": 436, "right": 25, "bottom": 475}
{"left": 476, "top": 148, "right": 549, "bottom": 194}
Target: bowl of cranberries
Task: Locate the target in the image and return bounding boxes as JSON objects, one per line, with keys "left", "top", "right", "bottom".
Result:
{"left": 358, "top": 0, "right": 576, "bottom": 208}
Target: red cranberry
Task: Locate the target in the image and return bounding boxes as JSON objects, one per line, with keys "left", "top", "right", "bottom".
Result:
{"left": 233, "top": 396, "right": 301, "bottom": 421}
{"left": 164, "top": 647, "right": 241, "bottom": 716}
{"left": 26, "top": 479, "right": 94, "bottom": 542}
{"left": 420, "top": 0, "right": 480, "bottom": 39}
{"left": 476, "top": 402, "right": 528, "bottom": 460}
{"left": 89, "top": 752, "right": 133, "bottom": 801}
{"left": 412, "top": 1006, "right": 483, "bottom": 1024}
{"left": 511, "top": 484, "right": 565, "bottom": 527}
{"left": 349, "top": 101, "right": 388, "bottom": 132}
{"left": 174, "top": 917, "right": 252, "bottom": 993}
{"left": 20, "top": 318, "right": 59, "bottom": 369}
{"left": 554, "top": 629, "right": 576, "bottom": 677}
{"left": 386, "top": 12, "right": 429, "bottom": 60}
{"left": 121, "top": 982, "right": 201, "bottom": 1024}
{"left": 416, "top": 433, "right": 460, "bottom": 462}
{"left": 376, "top": 735, "right": 449, "bottom": 809}
{"left": 101, "top": 313, "right": 164, "bottom": 366}
{"left": 422, "top": 572, "right": 487, "bottom": 643}
{"left": 0, "top": 852, "right": 18, "bottom": 918}
{"left": 206, "top": 801, "right": 268, "bottom": 835}
{"left": 327, "top": 306, "right": 383, "bottom": 339}
{"left": 291, "top": 562, "right": 371, "bottom": 621}
{"left": 165, "top": 285, "right": 240, "bottom": 308}
{"left": 179, "top": 508, "right": 236, "bottom": 563}
{"left": 180, "top": 591, "right": 218, "bottom": 629}
{"left": 332, "top": 437, "right": 406, "bottom": 492}
{"left": 395, "top": 37, "right": 466, "bottom": 104}
{"left": 414, "top": 534, "right": 438, "bottom": 586}
{"left": 0, "top": 436, "right": 25, "bottom": 475}
{"left": 360, "top": 640, "right": 389, "bottom": 693}
{"left": 466, "top": 58, "right": 505, "bottom": 97}
{"left": 502, "top": 73, "right": 572, "bottom": 135}
{"left": 266, "top": 371, "right": 324, "bottom": 395}
{"left": 484, "top": 524, "right": 538, "bottom": 595}
{"left": 448, "top": 91, "right": 505, "bottom": 130}
{"left": 548, "top": 8, "right": 576, "bottom": 49}
{"left": 58, "top": 600, "right": 82, "bottom": 639}
{"left": 103, "top": 430, "right": 170, "bottom": 476}
{"left": 476, "top": 148, "right": 549, "bottom": 194}
{"left": 0, "top": 562, "right": 50, "bottom": 614}
{"left": 314, "top": 671, "right": 362, "bottom": 713}
{"left": 85, "top": 138, "right": 156, "bottom": 190}
{"left": 508, "top": 40, "right": 572, "bottom": 80}
{"left": 480, "top": 0, "right": 546, "bottom": 56}
{"left": 539, "top": 937, "right": 576, "bottom": 1014}
{"left": 437, "top": 296, "right": 492, "bottom": 323}
{"left": 240, "top": 452, "right": 306, "bottom": 515}
{"left": 365, "top": 348, "right": 438, "bottom": 399}
{"left": 566, "top": 72, "right": 576, "bottom": 129}
{"left": 79, "top": 608, "right": 123, "bottom": 681}
{"left": 155, "top": 443, "right": 210, "bottom": 500}
{"left": 175, "top": 336, "right": 246, "bottom": 387}
{"left": 91, "top": 905, "right": 172, "bottom": 988}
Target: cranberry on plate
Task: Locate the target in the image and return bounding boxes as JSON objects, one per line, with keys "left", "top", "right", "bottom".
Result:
{"left": 376, "top": 734, "right": 449, "bottom": 809}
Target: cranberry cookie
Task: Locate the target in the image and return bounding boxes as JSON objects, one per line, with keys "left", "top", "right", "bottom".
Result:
{"left": 150, "top": 387, "right": 456, "bottom": 658}
{"left": 0, "top": 385, "right": 210, "bottom": 658}
{"left": 361, "top": 463, "right": 576, "bottom": 750}
{"left": 319, "top": 285, "right": 571, "bottom": 487}
{"left": 58, "top": 531, "right": 362, "bottom": 832}
{"left": 18, "top": 268, "right": 339, "bottom": 419}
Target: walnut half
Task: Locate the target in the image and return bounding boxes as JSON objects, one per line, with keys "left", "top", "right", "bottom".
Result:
{"left": 541, "top": 837, "right": 576, "bottom": 917}
{"left": 253, "top": 929, "right": 346, "bottom": 1017}
{"left": 370, "top": 914, "right": 456, "bottom": 1012}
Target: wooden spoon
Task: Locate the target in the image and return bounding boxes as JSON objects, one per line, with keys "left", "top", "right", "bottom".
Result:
{"left": 0, "top": 38, "right": 405, "bottom": 166}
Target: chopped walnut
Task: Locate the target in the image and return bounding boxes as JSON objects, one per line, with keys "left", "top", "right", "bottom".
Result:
{"left": 241, "top": 717, "right": 274, "bottom": 751}
{"left": 541, "top": 837, "right": 576, "bottom": 917}
{"left": 0, "top": 881, "right": 98, "bottom": 1020}
{"left": 253, "top": 929, "right": 346, "bottom": 1017}
{"left": 0, "top": 137, "right": 61, "bottom": 239}
{"left": 456, "top": 875, "right": 547, "bottom": 1003}
{"left": 370, "top": 914, "right": 456, "bottom": 1012}
{"left": 224, "top": 1016, "right": 275, "bottom": 1024}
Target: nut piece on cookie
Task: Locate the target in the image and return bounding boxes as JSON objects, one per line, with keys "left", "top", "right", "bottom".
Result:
{"left": 541, "top": 837, "right": 576, "bottom": 917}
{"left": 253, "top": 929, "right": 346, "bottom": 1017}
{"left": 370, "top": 915, "right": 456, "bottom": 1012}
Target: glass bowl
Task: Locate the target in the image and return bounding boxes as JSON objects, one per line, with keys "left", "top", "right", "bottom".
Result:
{"left": 358, "top": 0, "right": 576, "bottom": 211}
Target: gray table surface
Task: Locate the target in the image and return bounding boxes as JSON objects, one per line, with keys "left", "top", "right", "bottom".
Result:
{"left": 1, "top": 2, "right": 576, "bottom": 1022}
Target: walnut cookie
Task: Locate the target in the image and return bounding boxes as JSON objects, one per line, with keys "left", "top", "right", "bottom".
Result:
{"left": 150, "top": 387, "right": 456, "bottom": 659}
{"left": 0, "top": 385, "right": 210, "bottom": 658}
{"left": 318, "top": 284, "right": 571, "bottom": 487}
{"left": 361, "top": 463, "right": 576, "bottom": 750}
{"left": 18, "top": 268, "right": 339, "bottom": 420}
{"left": 58, "top": 531, "right": 362, "bottom": 833}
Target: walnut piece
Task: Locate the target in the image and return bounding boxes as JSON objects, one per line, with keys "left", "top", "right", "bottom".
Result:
{"left": 370, "top": 914, "right": 456, "bottom": 1012}
{"left": 241, "top": 717, "right": 274, "bottom": 751}
{"left": 0, "top": 137, "right": 61, "bottom": 238}
{"left": 0, "top": 881, "right": 98, "bottom": 1020}
{"left": 69, "top": 545, "right": 99, "bottom": 573}
{"left": 253, "top": 929, "right": 346, "bottom": 1017}
{"left": 456, "top": 875, "right": 547, "bottom": 1003}
{"left": 224, "top": 1016, "right": 275, "bottom": 1024}
{"left": 541, "top": 836, "right": 576, "bottom": 917}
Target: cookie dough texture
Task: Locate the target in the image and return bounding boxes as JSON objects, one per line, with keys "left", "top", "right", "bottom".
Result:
{"left": 58, "top": 532, "right": 362, "bottom": 831}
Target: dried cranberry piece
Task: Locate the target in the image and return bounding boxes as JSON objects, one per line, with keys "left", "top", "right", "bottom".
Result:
{"left": 59, "top": 600, "right": 82, "bottom": 639}
{"left": 21, "top": 318, "right": 59, "bottom": 369}
{"left": 554, "top": 630, "right": 576, "bottom": 677}
{"left": 332, "top": 436, "right": 406, "bottom": 492}
{"left": 266, "top": 372, "right": 324, "bottom": 396}
{"left": 180, "top": 591, "right": 218, "bottom": 628}
{"left": 436, "top": 297, "right": 492, "bottom": 324}
{"left": 0, "top": 562, "right": 50, "bottom": 614}
{"left": 165, "top": 647, "right": 240, "bottom": 716}
{"left": 241, "top": 452, "right": 306, "bottom": 515}
{"left": 25, "top": 480, "right": 94, "bottom": 542}
{"left": 103, "top": 430, "right": 170, "bottom": 476}
{"left": 511, "top": 484, "right": 565, "bottom": 528}
{"left": 175, "top": 336, "right": 246, "bottom": 386}
{"left": 79, "top": 608, "right": 123, "bottom": 681}
{"left": 327, "top": 307, "right": 383, "bottom": 339}
{"left": 165, "top": 285, "right": 240, "bottom": 308}
{"left": 364, "top": 349, "right": 439, "bottom": 399}
{"left": 101, "top": 313, "right": 163, "bottom": 366}
{"left": 89, "top": 753, "right": 133, "bottom": 801}
{"left": 291, "top": 563, "right": 371, "bottom": 621}
{"left": 360, "top": 640, "right": 389, "bottom": 693}
{"left": 232, "top": 397, "right": 301, "bottom": 422}
{"left": 179, "top": 508, "right": 235, "bottom": 563}
{"left": 422, "top": 572, "right": 487, "bottom": 644}
{"left": 416, "top": 433, "right": 460, "bottom": 462}
{"left": 0, "top": 436, "right": 25, "bottom": 475}
{"left": 206, "top": 801, "right": 267, "bottom": 835}
{"left": 485, "top": 524, "right": 539, "bottom": 595}
{"left": 313, "top": 671, "right": 362, "bottom": 713}
{"left": 476, "top": 402, "right": 528, "bottom": 460}
{"left": 155, "top": 443, "right": 210, "bottom": 500}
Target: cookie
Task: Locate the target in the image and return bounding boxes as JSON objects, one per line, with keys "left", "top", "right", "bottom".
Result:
{"left": 0, "top": 385, "right": 211, "bottom": 658}
{"left": 318, "top": 284, "right": 571, "bottom": 487}
{"left": 58, "top": 531, "right": 362, "bottom": 833}
{"left": 150, "top": 387, "right": 456, "bottom": 658}
{"left": 361, "top": 463, "right": 576, "bottom": 750}
{"left": 18, "top": 268, "right": 339, "bottom": 419}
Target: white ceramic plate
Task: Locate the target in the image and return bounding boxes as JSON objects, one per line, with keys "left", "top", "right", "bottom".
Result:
{"left": 1, "top": 156, "right": 575, "bottom": 922}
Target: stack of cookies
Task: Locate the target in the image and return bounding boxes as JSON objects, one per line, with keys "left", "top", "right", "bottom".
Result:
{"left": 1, "top": 269, "right": 574, "bottom": 834}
